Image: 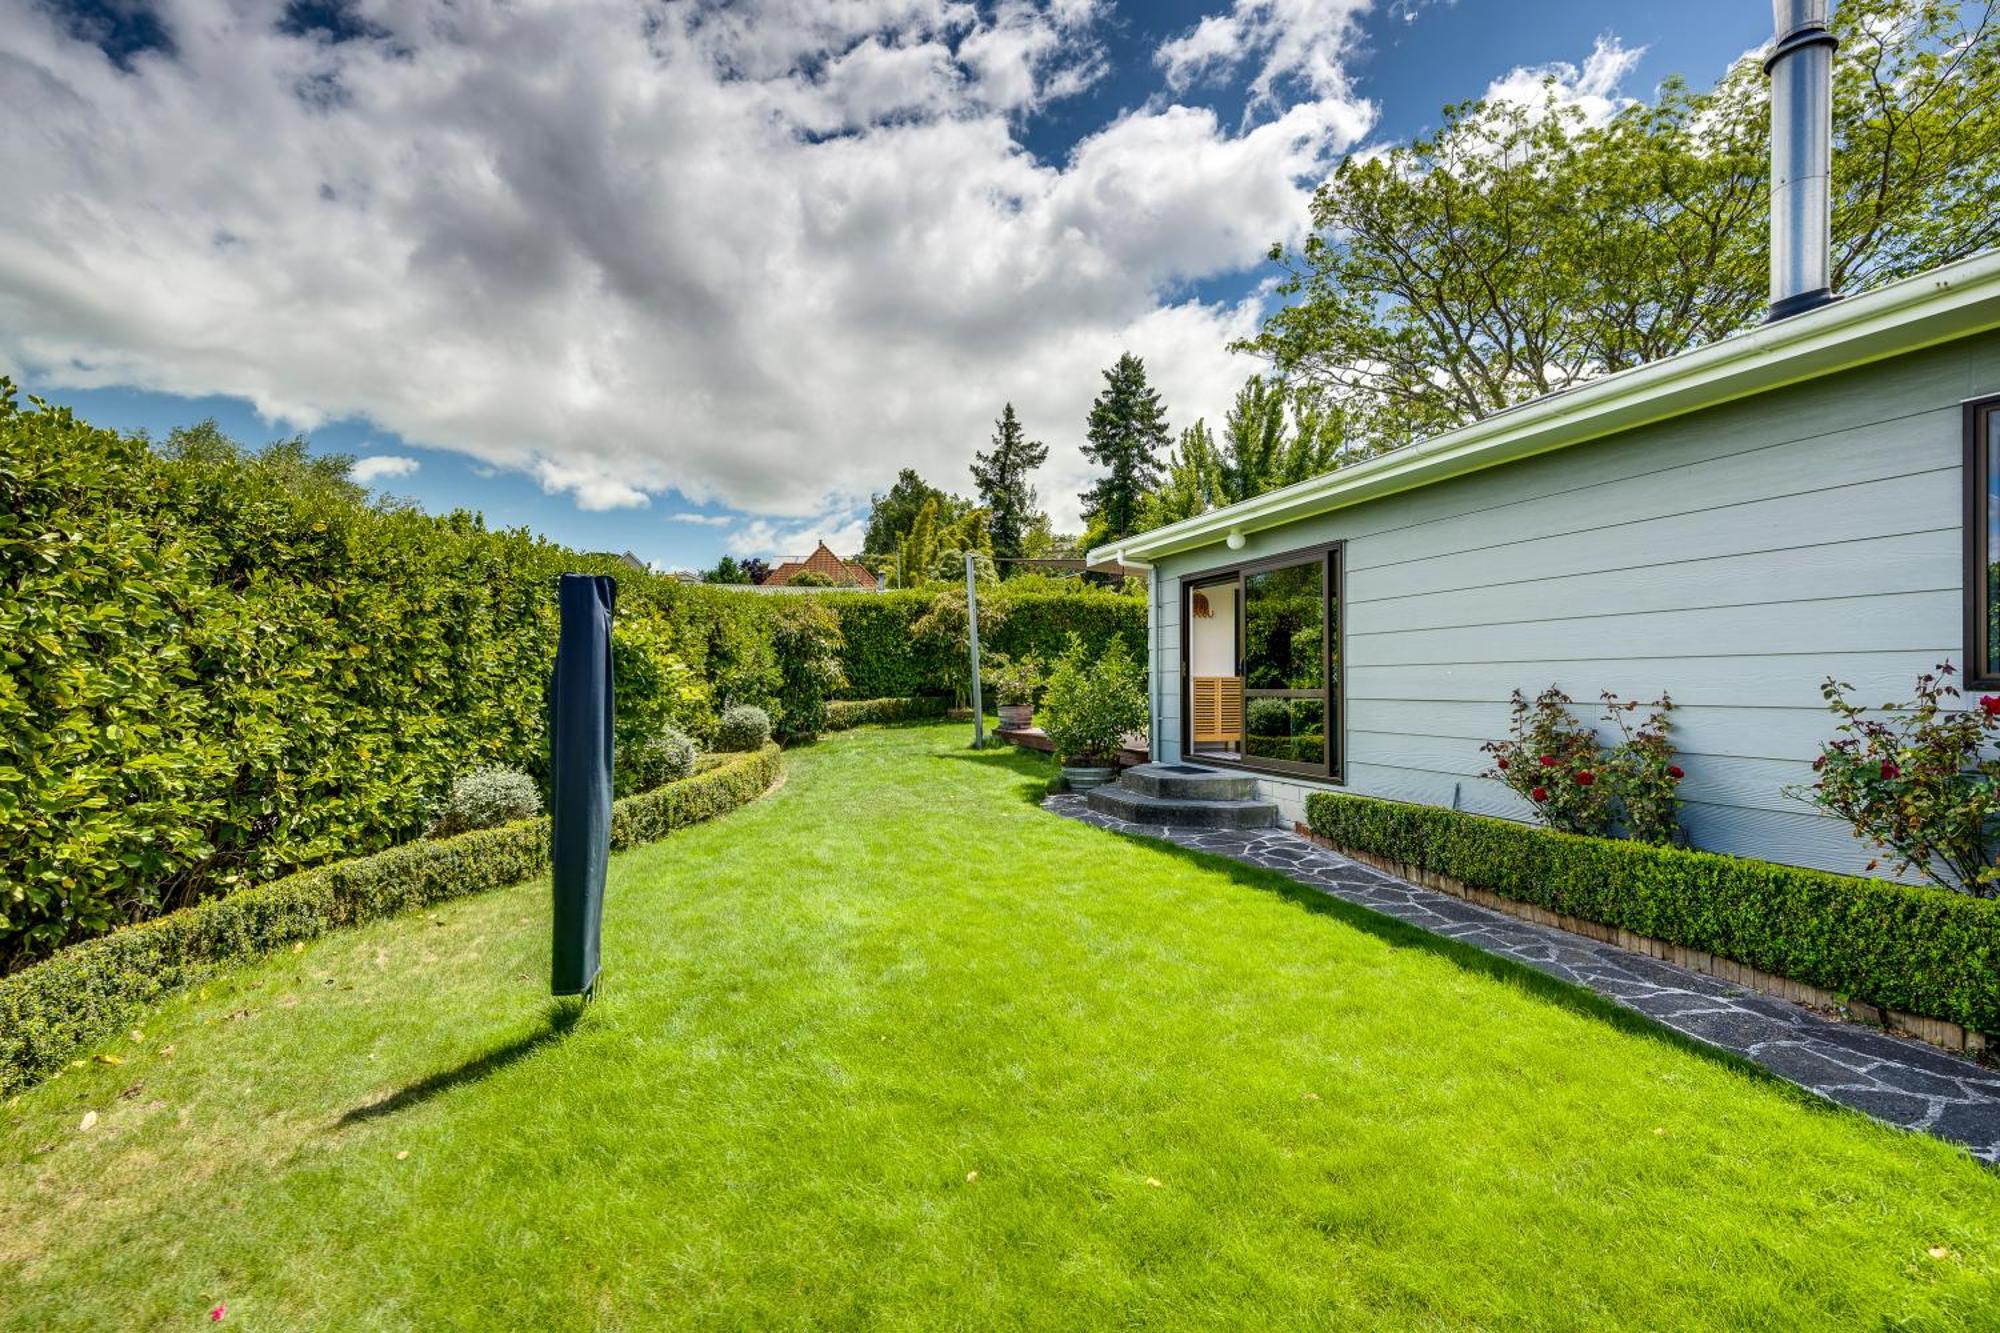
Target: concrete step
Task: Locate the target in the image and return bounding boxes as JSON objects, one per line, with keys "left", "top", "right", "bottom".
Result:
{"left": 1117, "top": 762, "right": 1261, "bottom": 801}
{"left": 1084, "top": 783, "right": 1279, "bottom": 831}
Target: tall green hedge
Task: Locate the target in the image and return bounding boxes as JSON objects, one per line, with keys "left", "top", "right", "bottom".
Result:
{"left": 1304, "top": 790, "right": 2000, "bottom": 1035}
{"left": 0, "top": 390, "right": 786, "bottom": 965}
{"left": 0, "top": 743, "right": 781, "bottom": 1097}
{"left": 817, "top": 586, "right": 1145, "bottom": 700}
{"left": 0, "top": 387, "right": 1140, "bottom": 963}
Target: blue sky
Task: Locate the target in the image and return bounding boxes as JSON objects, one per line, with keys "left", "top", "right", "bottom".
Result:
{"left": 6, "top": 0, "right": 1770, "bottom": 572}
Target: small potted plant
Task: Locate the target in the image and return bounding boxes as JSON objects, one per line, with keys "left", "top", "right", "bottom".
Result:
{"left": 1040, "top": 634, "right": 1147, "bottom": 791}
{"left": 986, "top": 653, "right": 1043, "bottom": 731}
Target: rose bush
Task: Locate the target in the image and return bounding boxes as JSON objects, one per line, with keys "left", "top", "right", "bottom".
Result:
{"left": 1482, "top": 686, "right": 1683, "bottom": 844}
{"left": 1789, "top": 664, "right": 2000, "bottom": 896}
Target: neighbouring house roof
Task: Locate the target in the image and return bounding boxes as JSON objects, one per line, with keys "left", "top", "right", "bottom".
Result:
{"left": 761, "top": 541, "right": 879, "bottom": 589}
{"left": 1091, "top": 248, "right": 2000, "bottom": 567}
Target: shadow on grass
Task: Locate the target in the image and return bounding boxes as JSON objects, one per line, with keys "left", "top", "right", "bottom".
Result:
{"left": 934, "top": 742, "right": 1059, "bottom": 806}
{"left": 335, "top": 1001, "right": 584, "bottom": 1127}
{"left": 1075, "top": 821, "right": 1834, "bottom": 1112}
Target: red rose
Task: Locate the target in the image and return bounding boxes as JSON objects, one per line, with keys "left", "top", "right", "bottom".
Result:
{"left": 1530, "top": 786, "right": 1549, "bottom": 803}
{"left": 1538, "top": 754, "right": 1557, "bottom": 768}
{"left": 1880, "top": 760, "right": 1900, "bottom": 780}
{"left": 211, "top": 1306, "right": 226, "bottom": 1324}
{"left": 1496, "top": 757, "right": 1509, "bottom": 770}
{"left": 1574, "top": 770, "right": 1595, "bottom": 787}
{"left": 1980, "top": 695, "right": 2000, "bottom": 717}
{"left": 1667, "top": 765, "right": 1684, "bottom": 779}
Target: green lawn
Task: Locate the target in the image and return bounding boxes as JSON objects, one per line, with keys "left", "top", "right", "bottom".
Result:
{"left": 3, "top": 723, "right": 1995, "bottom": 1330}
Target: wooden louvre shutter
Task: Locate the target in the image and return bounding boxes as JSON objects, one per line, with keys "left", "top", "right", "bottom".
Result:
{"left": 1193, "top": 676, "right": 1243, "bottom": 744}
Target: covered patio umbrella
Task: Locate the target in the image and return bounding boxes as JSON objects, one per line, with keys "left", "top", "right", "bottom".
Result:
{"left": 549, "top": 573, "right": 616, "bottom": 998}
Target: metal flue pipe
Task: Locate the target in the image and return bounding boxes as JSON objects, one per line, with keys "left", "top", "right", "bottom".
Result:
{"left": 1765, "top": 0, "right": 1839, "bottom": 320}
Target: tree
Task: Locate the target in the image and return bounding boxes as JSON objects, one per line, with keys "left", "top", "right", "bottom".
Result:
{"left": 863, "top": 468, "right": 966, "bottom": 558}
{"left": 1141, "top": 379, "right": 1347, "bottom": 528}
{"left": 889, "top": 499, "right": 995, "bottom": 587}
{"left": 740, "top": 557, "right": 771, "bottom": 586}
{"left": 928, "top": 508, "right": 996, "bottom": 584}
{"left": 1239, "top": 0, "right": 2000, "bottom": 461}
{"left": 702, "top": 554, "right": 747, "bottom": 584}
{"left": 1018, "top": 513, "right": 1079, "bottom": 561}
{"left": 1080, "top": 352, "right": 1171, "bottom": 545}
{"left": 970, "top": 403, "right": 1048, "bottom": 570}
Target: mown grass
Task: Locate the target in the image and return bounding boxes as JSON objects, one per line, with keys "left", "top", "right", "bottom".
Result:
{"left": 2, "top": 723, "right": 1995, "bottom": 1330}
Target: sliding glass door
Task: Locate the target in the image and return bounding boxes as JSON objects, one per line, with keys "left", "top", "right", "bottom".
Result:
{"left": 1182, "top": 545, "right": 1340, "bottom": 779}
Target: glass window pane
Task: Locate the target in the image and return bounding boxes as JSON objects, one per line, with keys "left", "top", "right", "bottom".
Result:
{"left": 1246, "top": 698, "right": 1326, "bottom": 766}
{"left": 1988, "top": 409, "right": 2000, "bottom": 670}
{"left": 1244, "top": 562, "right": 1324, "bottom": 691}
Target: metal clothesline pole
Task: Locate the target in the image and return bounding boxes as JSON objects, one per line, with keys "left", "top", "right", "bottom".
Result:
{"left": 965, "top": 551, "right": 985, "bottom": 749}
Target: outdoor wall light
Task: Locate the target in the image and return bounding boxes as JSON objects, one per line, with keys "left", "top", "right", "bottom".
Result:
{"left": 1226, "top": 528, "right": 1246, "bottom": 550}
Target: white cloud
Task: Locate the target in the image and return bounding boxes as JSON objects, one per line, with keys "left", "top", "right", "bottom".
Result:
{"left": 667, "top": 512, "right": 735, "bottom": 527}
{"left": 731, "top": 515, "right": 871, "bottom": 563}
{"left": 533, "top": 460, "right": 651, "bottom": 512}
{"left": 0, "top": 0, "right": 1372, "bottom": 528}
{"left": 349, "top": 454, "right": 421, "bottom": 484}
{"left": 1482, "top": 36, "right": 1645, "bottom": 129}
{"left": 1156, "top": 0, "right": 1374, "bottom": 121}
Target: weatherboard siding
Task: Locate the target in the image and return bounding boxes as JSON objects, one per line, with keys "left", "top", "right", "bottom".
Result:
{"left": 1147, "top": 331, "right": 1999, "bottom": 877}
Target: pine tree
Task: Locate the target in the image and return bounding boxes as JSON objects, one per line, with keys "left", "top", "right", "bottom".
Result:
{"left": 1080, "top": 352, "right": 1170, "bottom": 543}
{"left": 969, "top": 404, "right": 1048, "bottom": 570}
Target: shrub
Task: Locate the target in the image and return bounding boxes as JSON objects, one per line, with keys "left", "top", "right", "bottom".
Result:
{"left": 1305, "top": 789, "right": 2000, "bottom": 1036}
{"left": 1041, "top": 634, "right": 1148, "bottom": 765}
{"left": 0, "top": 744, "right": 781, "bottom": 1097}
{"left": 768, "top": 598, "right": 847, "bottom": 745}
{"left": 824, "top": 697, "right": 951, "bottom": 730}
{"left": 430, "top": 766, "right": 543, "bottom": 837}
{"left": 1600, "top": 693, "right": 1683, "bottom": 847}
{"left": 1481, "top": 686, "right": 1683, "bottom": 844}
{"left": 715, "top": 704, "right": 772, "bottom": 752}
{"left": 620, "top": 724, "right": 699, "bottom": 795}
{"left": 1789, "top": 665, "right": 2000, "bottom": 895}
{"left": 910, "top": 591, "right": 1009, "bottom": 705}
{"left": 984, "top": 653, "right": 1044, "bottom": 707}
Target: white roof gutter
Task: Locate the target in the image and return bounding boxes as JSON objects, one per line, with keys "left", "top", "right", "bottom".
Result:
{"left": 1091, "top": 248, "right": 2000, "bottom": 566}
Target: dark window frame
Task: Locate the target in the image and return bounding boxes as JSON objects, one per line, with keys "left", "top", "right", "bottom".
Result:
{"left": 1177, "top": 540, "right": 1345, "bottom": 783}
{"left": 1964, "top": 395, "right": 2000, "bottom": 688}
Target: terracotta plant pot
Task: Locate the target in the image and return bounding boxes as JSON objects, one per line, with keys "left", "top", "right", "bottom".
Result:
{"left": 998, "top": 702, "right": 1034, "bottom": 730}
{"left": 1061, "top": 764, "right": 1117, "bottom": 791}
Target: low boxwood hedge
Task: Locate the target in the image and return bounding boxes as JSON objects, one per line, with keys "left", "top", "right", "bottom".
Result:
{"left": 0, "top": 744, "right": 781, "bottom": 1098}
{"left": 1304, "top": 791, "right": 2000, "bottom": 1035}
{"left": 824, "top": 696, "right": 950, "bottom": 730}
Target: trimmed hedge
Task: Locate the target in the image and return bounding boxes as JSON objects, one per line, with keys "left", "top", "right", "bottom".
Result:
{"left": 825, "top": 696, "right": 951, "bottom": 730}
{"left": 0, "top": 744, "right": 781, "bottom": 1097}
{"left": 817, "top": 587, "right": 1144, "bottom": 701}
{"left": 1304, "top": 791, "right": 2000, "bottom": 1035}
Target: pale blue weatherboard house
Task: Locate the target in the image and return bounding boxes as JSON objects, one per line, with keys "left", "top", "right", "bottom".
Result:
{"left": 1088, "top": 249, "right": 2000, "bottom": 877}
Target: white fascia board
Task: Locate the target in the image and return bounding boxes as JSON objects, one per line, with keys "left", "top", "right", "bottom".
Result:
{"left": 1092, "top": 249, "right": 2000, "bottom": 567}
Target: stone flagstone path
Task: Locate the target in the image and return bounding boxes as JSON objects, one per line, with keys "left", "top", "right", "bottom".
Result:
{"left": 1046, "top": 795, "right": 2000, "bottom": 1164}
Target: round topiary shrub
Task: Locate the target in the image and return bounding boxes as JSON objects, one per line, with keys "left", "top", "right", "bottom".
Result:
{"left": 714, "top": 704, "right": 772, "bottom": 752}
{"left": 621, "top": 724, "right": 699, "bottom": 795}
{"left": 430, "top": 766, "right": 542, "bottom": 837}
